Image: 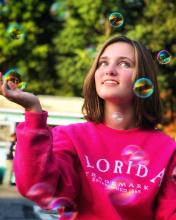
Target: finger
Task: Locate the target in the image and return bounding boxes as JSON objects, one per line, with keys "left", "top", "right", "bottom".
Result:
{"left": 1, "top": 79, "right": 16, "bottom": 99}
{"left": 1, "top": 82, "right": 16, "bottom": 102}
{"left": 1, "top": 79, "right": 9, "bottom": 96}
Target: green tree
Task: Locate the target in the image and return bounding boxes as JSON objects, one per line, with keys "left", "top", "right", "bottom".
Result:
{"left": 0, "top": 0, "right": 59, "bottom": 94}
{"left": 126, "top": 0, "right": 176, "bottom": 123}
{"left": 0, "top": 0, "right": 175, "bottom": 129}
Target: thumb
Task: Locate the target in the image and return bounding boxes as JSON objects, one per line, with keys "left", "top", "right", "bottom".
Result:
{"left": 1, "top": 79, "right": 16, "bottom": 99}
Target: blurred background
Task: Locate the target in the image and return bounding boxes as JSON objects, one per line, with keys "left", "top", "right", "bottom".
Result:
{"left": 0, "top": 0, "right": 176, "bottom": 219}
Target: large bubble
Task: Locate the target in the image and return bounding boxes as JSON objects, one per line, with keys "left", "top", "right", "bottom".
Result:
{"left": 108, "top": 12, "right": 124, "bottom": 28}
{"left": 157, "top": 50, "right": 171, "bottom": 64}
{"left": 133, "top": 77, "right": 154, "bottom": 98}
{"left": 3, "top": 68, "right": 27, "bottom": 90}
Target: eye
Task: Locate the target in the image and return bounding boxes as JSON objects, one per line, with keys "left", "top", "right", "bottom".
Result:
{"left": 97, "top": 60, "right": 108, "bottom": 67}
{"left": 119, "top": 61, "right": 131, "bottom": 68}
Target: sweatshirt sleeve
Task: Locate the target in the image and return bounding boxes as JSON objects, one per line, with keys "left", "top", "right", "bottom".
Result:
{"left": 154, "top": 150, "right": 176, "bottom": 220}
{"left": 13, "top": 111, "right": 80, "bottom": 208}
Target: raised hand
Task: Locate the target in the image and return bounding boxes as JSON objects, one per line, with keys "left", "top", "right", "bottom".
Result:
{"left": 0, "top": 72, "right": 42, "bottom": 112}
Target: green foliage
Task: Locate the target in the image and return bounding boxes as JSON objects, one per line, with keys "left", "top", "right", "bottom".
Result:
{"left": 0, "top": 0, "right": 175, "bottom": 124}
{"left": 0, "top": 0, "right": 59, "bottom": 94}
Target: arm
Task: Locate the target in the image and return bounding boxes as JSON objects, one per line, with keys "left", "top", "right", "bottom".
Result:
{"left": 154, "top": 151, "right": 176, "bottom": 220}
{"left": 1, "top": 73, "right": 80, "bottom": 206}
{"left": 13, "top": 111, "right": 80, "bottom": 208}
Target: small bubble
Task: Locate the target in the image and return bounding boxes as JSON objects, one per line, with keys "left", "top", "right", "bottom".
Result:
{"left": 121, "top": 145, "right": 149, "bottom": 166}
{"left": 3, "top": 68, "right": 27, "bottom": 90}
{"left": 49, "top": 197, "right": 78, "bottom": 220}
{"left": 7, "top": 23, "right": 25, "bottom": 40}
{"left": 50, "top": 1, "right": 68, "bottom": 21}
{"left": 157, "top": 50, "right": 171, "bottom": 64}
{"left": 112, "top": 112, "right": 124, "bottom": 122}
{"left": 133, "top": 77, "right": 154, "bottom": 98}
{"left": 27, "top": 182, "right": 55, "bottom": 209}
{"left": 108, "top": 12, "right": 124, "bottom": 28}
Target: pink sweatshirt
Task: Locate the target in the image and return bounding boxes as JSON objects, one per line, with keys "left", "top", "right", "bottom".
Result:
{"left": 14, "top": 111, "right": 176, "bottom": 220}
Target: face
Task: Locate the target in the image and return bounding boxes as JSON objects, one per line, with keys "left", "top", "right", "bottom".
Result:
{"left": 95, "top": 42, "right": 136, "bottom": 104}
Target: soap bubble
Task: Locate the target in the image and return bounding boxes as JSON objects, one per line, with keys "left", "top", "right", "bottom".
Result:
{"left": 108, "top": 12, "right": 124, "bottom": 28}
{"left": 50, "top": 1, "right": 68, "bottom": 21}
{"left": 157, "top": 50, "right": 171, "bottom": 64}
{"left": 133, "top": 77, "right": 154, "bottom": 98}
{"left": 3, "top": 68, "right": 27, "bottom": 90}
{"left": 124, "top": 0, "right": 144, "bottom": 8}
{"left": 121, "top": 145, "right": 149, "bottom": 166}
{"left": 106, "top": 176, "right": 137, "bottom": 206}
{"left": 27, "top": 182, "right": 55, "bottom": 209}
{"left": 49, "top": 197, "right": 78, "bottom": 220}
{"left": 112, "top": 112, "right": 124, "bottom": 122}
{"left": 7, "top": 23, "right": 25, "bottom": 40}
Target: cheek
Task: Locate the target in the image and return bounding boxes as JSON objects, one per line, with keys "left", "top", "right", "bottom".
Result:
{"left": 94, "top": 70, "right": 102, "bottom": 86}
{"left": 121, "top": 70, "right": 134, "bottom": 86}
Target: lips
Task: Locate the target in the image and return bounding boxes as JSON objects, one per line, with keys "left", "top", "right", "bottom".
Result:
{"left": 103, "top": 79, "right": 119, "bottom": 85}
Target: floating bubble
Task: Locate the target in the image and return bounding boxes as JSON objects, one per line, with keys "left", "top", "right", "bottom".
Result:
{"left": 121, "top": 145, "right": 149, "bottom": 166}
{"left": 26, "top": 182, "right": 54, "bottom": 209}
{"left": 7, "top": 23, "right": 25, "bottom": 40}
{"left": 3, "top": 68, "right": 27, "bottom": 90}
{"left": 0, "top": 3, "right": 9, "bottom": 16}
{"left": 49, "top": 197, "right": 78, "bottom": 220}
{"left": 133, "top": 77, "right": 154, "bottom": 98}
{"left": 85, "top": 45, "right": 96, "bottom": 58}
{"left": 50, "top": 1, "right": 68, "bottom": 21}
{"left": 157, "top": 50, "right": 171, "bottom": 64}
{"left": 112, "top": 112, "right": 124, "bottom": 122}
{"left": 124, "top": 0, "right": 144, "bottom": 8}
{"left": 106, "top": 176, "right": 137, "bottom": 206}
{"left": 108, "top": 12, "right": 124, "bottom": 28}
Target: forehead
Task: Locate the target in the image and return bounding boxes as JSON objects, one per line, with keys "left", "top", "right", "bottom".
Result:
{"left": 100, "top": 42, "right": 135, "bottom": 60}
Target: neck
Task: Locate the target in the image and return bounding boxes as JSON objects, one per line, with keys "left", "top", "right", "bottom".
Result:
{"left": 104, "top": 101, "right": 136, "bottom": 130}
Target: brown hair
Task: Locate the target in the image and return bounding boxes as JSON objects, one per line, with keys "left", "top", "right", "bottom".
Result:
{"left": 82, "top": 35, "right": 163, "bottom": 129}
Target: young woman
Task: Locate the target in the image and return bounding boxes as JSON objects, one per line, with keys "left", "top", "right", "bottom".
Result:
{"left": 0, "top": 36, "right": 176, "bottom": 220}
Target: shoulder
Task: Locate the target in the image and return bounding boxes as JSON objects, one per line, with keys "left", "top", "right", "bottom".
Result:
{"left": 154, "top": 129, "right": 175, "bottom": 143}
{"left": 52, "top": 121, "right": 97, "bottom": 135}
{"left": 61, "top": 121, "right": 97, "bottom": 133}
{"left": 147, "top": 129, "right": 176, "bottom": 150}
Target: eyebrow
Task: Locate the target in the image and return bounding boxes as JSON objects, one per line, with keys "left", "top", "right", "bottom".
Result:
{"left": 99, "top": 56, "right": 135, "bottom": 64}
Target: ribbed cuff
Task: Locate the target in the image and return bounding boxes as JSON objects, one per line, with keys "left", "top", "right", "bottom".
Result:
{"left": 25, "top": 110, "right": 48, "bottom": 128}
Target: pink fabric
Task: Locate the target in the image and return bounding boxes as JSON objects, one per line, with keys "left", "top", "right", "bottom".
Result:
{"left": 14, "top": 111, "right": 176, "bottom": 220}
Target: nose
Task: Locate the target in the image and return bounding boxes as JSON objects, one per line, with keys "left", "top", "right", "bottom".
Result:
{"left": 105, "top": 66, "right": 117, "bottom": 76}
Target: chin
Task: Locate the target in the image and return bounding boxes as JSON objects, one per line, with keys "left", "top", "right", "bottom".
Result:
{"left": 99, "top": 94, "right": 133, "bottom": 104}
{"left": 99, "top": 94, "right": 120, "bottom": 102}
